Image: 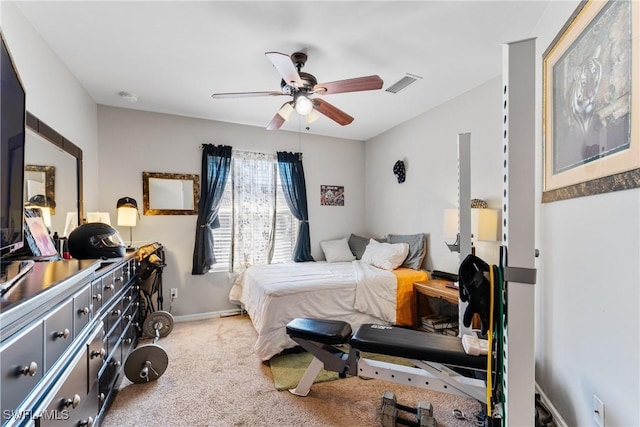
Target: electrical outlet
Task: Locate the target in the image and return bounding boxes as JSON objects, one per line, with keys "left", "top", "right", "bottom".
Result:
{"left": 170, "top": 288, "right": 178, "bottom": 299}
{"left": 593, "top": 395, "right": 604, "bottom": 427}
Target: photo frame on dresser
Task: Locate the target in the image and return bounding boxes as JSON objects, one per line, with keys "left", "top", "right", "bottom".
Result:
{"left": 542, "top": 0, "right": 640, "bottom": 203}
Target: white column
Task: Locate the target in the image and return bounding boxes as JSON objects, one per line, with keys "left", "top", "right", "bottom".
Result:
{"left": 457, "top": 132, "right": 472, "bottom": 337}
{"left": 501, "top": 37, "right": 536, "bottom": 425}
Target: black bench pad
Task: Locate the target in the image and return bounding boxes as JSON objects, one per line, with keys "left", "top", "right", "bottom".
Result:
{"left": 350, "top": 324, "right": 487, "bottom": 371}
{"left": 286, "top": 318, "right": 352, "bottom": 345}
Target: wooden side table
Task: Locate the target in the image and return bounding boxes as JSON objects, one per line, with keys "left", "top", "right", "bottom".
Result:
{"left": 413, "top": 279, "right": 459, "bottom": 330}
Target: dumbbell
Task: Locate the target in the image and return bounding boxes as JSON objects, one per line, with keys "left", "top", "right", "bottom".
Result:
{"left": 381, "top": 391, "right": 437, "bottom": 427}
{"left": 124, "top": 310, "right": 174, "bottom": 383}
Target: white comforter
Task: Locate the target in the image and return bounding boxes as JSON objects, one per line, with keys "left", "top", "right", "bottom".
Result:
{"left": 229, "top": 260, "right": 397, "bottom": 360}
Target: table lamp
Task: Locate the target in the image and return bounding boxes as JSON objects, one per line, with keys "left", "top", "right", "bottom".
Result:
{"left": 117, "top": 196, "right": 139, "bottom": 250}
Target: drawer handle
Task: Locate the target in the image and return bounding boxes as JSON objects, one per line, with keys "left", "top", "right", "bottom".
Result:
{"left": 91, "top": 348, "right": 106, "bottom": 359}
{"left": 124, "top": 315, "right": 132, "bottom": 321}
{"left": 79, "top": 416, "right": 94, "bottom": 427}
{"left": 134, "top": 302, "right": 140, "bottom": 307}
{"left": 64, "top": 394, "right": 81, "bottom": 409}
{"left": 93, "top": 293, "right": 102, "bottom": 302}
{"left": 111, "top": 309, "right": 122, "bottom": 317}
{"left": 79, "top": 307, "right": 90, "bottom": 316}
{"left": 104, "top": 284, "right": 114, "bottom": 291}
{"left": 55, "top": 328, "right": 71, "bottom": 339}
{"left": 124, "top": 295, "right": 132, "bottom": 302}
{"left": 124, "top": 337, "right": 132, "bottom": 345}
{"left": 20, "top": 361, "right": 38, "bottom": 376}
{"left": 111, "top": 359, "right": 121, "bottom": 368}
{"left": 115, "top": 276, "right": 124, "bottom": 282}
{"left": 99, "top": 393, "right": 105, "bottom": 402}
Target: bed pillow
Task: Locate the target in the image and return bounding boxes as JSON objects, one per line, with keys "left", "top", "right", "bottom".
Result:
{"left": 320, "top": 238, "right": 356, "bottom": 263}
{"left": 361, "top": 239, "right": 409, "bottom": 270}
{"left": 348, "top": 234, "right": 388, "bottom": 260}
{"left": 387, "top": 233, "right": 427, "bottom": 270}
{"left": 348, "top": 234, "right": 370, "bottom": 260}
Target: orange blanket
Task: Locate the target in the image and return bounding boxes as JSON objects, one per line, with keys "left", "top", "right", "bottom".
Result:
{"left": 393, "top": 268, "right": 428, "bottom": 327}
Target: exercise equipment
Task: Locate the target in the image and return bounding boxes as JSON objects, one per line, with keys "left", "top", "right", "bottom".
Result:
{"left": 286, "top": 318, "right": 488, "bottom": 403}
{"left": 123, "top": 243, "right": 174, "bottom": 383}
{"left": 124, "top": 311, "right": 171, "bottom": 383}
{"left": 381, "top": 391, "right": 435, "bottom": 427}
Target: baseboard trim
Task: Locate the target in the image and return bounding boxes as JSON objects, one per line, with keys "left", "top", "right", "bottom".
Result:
{"left": 172, "top": 309, "right": 243, "bottom": 323}
{"left": 535, "top": 382, "right": 567, "bottom": 427}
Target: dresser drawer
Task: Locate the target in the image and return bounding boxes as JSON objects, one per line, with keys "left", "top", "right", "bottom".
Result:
{"left": 98, "top": 339, "right": 124, "bottom": 410}
{"left": 44, "top": 298, "right": 74, "bottom": 371}
{"left": 0, "top": 321, "right": 44, "bottom": 419}
{"left": 91, "top": 278, "right": 103, "bottom": 313}
{"left": 88, "top": 325, "right": 106, "bottom": 396}
{"left": 38, "top": 324, "right": 104, "bottom": 427}
{"left": 73, "top": 285, "right": 92, "bottom": 336}
{"left": 101, "top": 274, "right": 116, "bottom": 305}
{"left": 104, "top": 298, "right": 124, "bottom": 337}
{"left": 112, "top": 265, "right": 126, "bottom": 294}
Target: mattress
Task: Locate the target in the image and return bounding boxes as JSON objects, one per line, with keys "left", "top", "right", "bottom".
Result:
{"left": 230, "top": 261, "right": 427, "bottom": 360}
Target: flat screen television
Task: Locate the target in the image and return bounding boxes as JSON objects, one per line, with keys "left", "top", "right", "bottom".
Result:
{"left": 1, "top": 31, "right": 26, "bottom": 256}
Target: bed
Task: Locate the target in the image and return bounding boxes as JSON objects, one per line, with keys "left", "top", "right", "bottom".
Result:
{"left": 229, "top": 233, "right": 428, "bottom": 361}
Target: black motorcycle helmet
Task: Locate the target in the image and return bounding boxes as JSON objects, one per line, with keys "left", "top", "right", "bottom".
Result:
{"left": 68, "top": 222, "right": 126, "bottom": 259}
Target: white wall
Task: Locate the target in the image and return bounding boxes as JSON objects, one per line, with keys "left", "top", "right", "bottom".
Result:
{"left": 1, "top": 2, "right": 100, "bottom": 211}
{"left": 365, "top": 77, "right": 504, "bottom": 274}
{"left": 365, "top": 1, "right": 640, "bottom": 425}
{"left": 533, "top": 2, "right": 640, "bottom": 426}
{"left": 97, "top": 106, "right": 365, "bottom": 317}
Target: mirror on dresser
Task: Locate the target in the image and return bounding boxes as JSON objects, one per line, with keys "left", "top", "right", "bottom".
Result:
{"left": 24, "top": 112, "right": 83, "bottom": 237}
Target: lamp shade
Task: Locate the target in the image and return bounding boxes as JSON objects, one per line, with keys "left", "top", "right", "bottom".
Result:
{"left": 305, "top": 109, "right": 320, "bottom": 124}
{"left": 116, "top": 197, "right": 139, "bottom": 227}
{"left": 471, "top": 208, "right": 498, "bottom": 241}
{"left": 117, "top": 207, "right": 137, "bottom": 227}
{"left": 277, "top": 102, "right": 295, "bottom": 121}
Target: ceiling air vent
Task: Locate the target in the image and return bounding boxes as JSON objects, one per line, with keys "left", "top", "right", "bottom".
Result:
{"left": 385, "top": 73, "right": 423, "bottom": 94}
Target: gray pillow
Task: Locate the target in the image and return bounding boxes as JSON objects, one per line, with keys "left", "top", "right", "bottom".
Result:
{"left": 387, "top": 233, "right": 426, "bottom": 270}
{"left": 348, "top": 234, "right": 369, "bottom": 260}
{"left": 348, "top": 234, "right": 388, "bottom": 260}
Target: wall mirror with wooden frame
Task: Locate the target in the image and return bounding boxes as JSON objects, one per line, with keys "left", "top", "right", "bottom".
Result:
{"left": 142, "top": 172, "right": 200, "bottom": 215}
{"left": 25, "top": 112, "right": 83, "bottom": 236}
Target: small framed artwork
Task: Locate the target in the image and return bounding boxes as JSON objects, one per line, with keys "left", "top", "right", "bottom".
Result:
{"left": 320, "top": 185, "right": 344, "bottom": 206}
{"left": 542, "top": 0, "right": 639, "bottom": 202}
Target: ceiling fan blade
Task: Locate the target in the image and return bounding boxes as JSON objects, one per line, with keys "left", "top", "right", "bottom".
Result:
{"left": 265, "top": 52, "right": 302, "bottom": 87}
{"left": 312, "top": 98, "right": 354, "bottom": 126}
{"left": 211, "top": 91, "right": 284, "bottom": 99}
{"left": 314, "top": 75, "right": 383, "bottom": 95}
{"left": 266, "top": 112, "right": 286, "bottom": 131}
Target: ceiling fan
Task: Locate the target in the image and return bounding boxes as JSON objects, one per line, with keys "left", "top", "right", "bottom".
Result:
{"left": 211, "top": 51, "right": 383, "bottom": 130}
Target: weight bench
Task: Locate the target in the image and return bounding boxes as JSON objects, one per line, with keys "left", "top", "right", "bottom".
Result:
{"left": 285, "top": 318, "right": 487, "bottom": 403}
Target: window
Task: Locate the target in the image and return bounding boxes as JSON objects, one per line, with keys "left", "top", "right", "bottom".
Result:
{"left": 209, "top": 151, "right": 298, "bottom": 272}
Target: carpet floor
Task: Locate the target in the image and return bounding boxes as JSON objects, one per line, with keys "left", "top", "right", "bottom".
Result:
{"left": 101, "top": 315, "right": 483, "bottom": 427}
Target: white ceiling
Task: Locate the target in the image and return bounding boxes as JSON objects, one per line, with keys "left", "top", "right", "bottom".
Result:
{"left": 16, "top": 1, "right": 549, "bottom": 141}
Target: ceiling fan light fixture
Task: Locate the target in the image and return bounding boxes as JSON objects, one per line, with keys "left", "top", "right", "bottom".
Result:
{"left": 295, "top": 95, "right": 313, "bottom": 115}
{"left": 277, "top": 102, "right": 295, "bottom": 121}
{"left": 305, "top": 110, "right": 319, "bottom": 125}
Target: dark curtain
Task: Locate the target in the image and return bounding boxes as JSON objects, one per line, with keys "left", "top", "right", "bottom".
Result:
{"left": 277, "top": 151, "right": 314, "bottom": 262}
{"left": 192, "top": 144, "right": 232, "bottom": 274}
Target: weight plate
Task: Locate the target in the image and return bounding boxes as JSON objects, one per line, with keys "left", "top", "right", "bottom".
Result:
{"left": 124, "top": 344, "right": 169, "bottom": 383}
{"left": 143, "top": 310, "right": 174, "bottom": 338}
